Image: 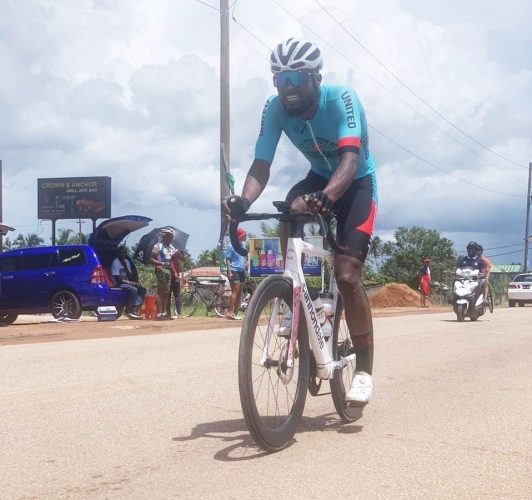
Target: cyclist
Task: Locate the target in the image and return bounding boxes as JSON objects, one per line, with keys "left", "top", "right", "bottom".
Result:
{"left": 476, "top": 244, "right": 492, "bottom": 305}
{"left": 224, "top": 38, "right": 377, "bottom": 405}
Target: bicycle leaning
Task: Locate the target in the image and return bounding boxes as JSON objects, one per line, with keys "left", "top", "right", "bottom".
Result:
{"left": 180, "top": 276, "right": 230, "bottom": 318}
{"left": 230, "top": 201, "right": 374, "bottom": 452}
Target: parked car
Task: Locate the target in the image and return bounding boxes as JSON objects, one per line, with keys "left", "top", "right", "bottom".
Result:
{"left": 507, "top": 273, "right": 532, "bottom": 307}
{"left": 0, "top": 215, "right": 151, "bottom": 325}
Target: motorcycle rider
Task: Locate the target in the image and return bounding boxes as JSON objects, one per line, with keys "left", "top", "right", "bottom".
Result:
{"left": 476, "top": 244, "right": 492, "bottom": 306}
{"left": 456, "top": 241, "right": 485, "bottom": 290}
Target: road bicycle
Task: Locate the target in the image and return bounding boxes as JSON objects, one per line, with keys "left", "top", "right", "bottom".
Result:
{"left": 180, "top": 276, "right": 230, "bottom": 318}
{"left": 230, "top": 201, "right": 373, "bottom": 452}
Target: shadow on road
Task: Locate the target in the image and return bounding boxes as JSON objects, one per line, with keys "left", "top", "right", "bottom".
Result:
{"left": 173, "top": 412, "right": 363, "bottom": 460}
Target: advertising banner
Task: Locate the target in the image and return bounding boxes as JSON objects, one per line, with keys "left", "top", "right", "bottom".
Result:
{"left": 37, "top": 177, "right": 111, "bottom": 220}
{"left": 248, "top": 237, "right": 323, "bottom": 277}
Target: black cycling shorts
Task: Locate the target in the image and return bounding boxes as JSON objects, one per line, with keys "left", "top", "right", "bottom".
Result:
{"left": 285, "top": 170, "right": 377, "bottom": 262}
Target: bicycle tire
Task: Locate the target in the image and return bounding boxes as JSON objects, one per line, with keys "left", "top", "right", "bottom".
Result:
{"left": 238, "top": 275, "right": 310, "bottom": 452}
{"left": 180, "top": 291, "right": 198, "bottom": 317}
{"left": 213, "top": 293, "right": 230, "bottom": 317}
{"left": 330, "top": 291, "right": 374, "bottom": 423}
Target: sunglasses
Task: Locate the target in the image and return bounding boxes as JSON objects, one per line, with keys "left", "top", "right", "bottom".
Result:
{"left": 273, "top": 71, "right": 313, "bottom": 88}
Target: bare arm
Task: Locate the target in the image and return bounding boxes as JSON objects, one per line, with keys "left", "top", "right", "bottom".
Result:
{"left": 322, "top": 151, "right": 358, "bottom": 203}
{"left": 241, "top": 159, "right": 272, "bottom": 205}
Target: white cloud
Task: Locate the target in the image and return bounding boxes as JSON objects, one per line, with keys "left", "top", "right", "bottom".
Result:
{"left": 0, "top": 0, "right": 530, "bottom": 266}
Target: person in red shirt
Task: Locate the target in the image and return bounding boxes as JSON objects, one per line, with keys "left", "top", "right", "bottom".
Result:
{"left": 419, "top": 257, "right": 432, "bottom": 307}
{"left": 476, "top": 245, "right": 492, "bottom": 305}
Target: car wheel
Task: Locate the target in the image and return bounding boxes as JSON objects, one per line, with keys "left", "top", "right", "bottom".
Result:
{"left": 0, "top": 313, "right": 18, "bottom": 325}
{"left": 509, "top": 300, "right": 516, "bottom": 307}
{"left": 51, "top": 290, "right": 82, "bottom": 319}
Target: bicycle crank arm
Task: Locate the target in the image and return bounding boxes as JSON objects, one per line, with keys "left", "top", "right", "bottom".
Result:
{"left": 316, "top": 353, "right": 356, "bottom": 380}
{"left": 335, "top": 353, "right": 356, "bottom": 369}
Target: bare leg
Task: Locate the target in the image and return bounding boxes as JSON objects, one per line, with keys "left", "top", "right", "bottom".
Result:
{"left": 228, "top": 282, "right": 242, "bottom": 317}
{"left": 158, "top": 286, "right": 170, "bottom": 316}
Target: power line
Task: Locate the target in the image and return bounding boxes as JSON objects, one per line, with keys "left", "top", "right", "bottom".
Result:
{"left": 486, "top": 249, "right": 523, "bottom": 258}
{"left": 230, "top": 1, "right": 271, "bottom": 50}
{"left": 230, "top": 3, "right": 525, "bottom": 198}
{"left": 484, "top": 242, "right": 524, "bottom": 251}
{"left": 266, "top": 0, "right": 526, "bottom": 182}
{"left": 314, "top": 0, "right": 528, "bottom": 171}
{"left": 370, "top": 126, "right": 523, "bottom": 198}
{"left": 192, "top": 0, "right": 219, "bottom": 11}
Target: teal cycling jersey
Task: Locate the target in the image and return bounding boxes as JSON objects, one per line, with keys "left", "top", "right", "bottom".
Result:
{"left": 255, "top": 84, "right": 376, "bottom": 180}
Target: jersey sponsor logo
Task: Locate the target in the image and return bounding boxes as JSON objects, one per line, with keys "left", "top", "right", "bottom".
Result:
{"left": 259, "top": 100, "right": 271, "bottom": 136}
{"left": 341, "top": 91, "right": 357, "bottom": 129}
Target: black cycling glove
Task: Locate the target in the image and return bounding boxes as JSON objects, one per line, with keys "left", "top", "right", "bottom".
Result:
{"left": 304, "top": 191, "right": 334, "bottom": 214}
{"left": 225, "top": 195, "right": 251, "bottom": 220}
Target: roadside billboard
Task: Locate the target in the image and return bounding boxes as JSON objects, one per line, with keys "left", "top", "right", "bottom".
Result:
{"left": 248, "top": 237, "right": 323, "bottom": 277}
{"left": 37, "top": 177, "right": 111, "bottom": 220}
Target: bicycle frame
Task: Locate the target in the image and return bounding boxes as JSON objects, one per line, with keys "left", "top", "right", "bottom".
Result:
{"left": 262, "top": 234, "right": 356, "bottom": 380}
{"left": 191, "top": 280, "right": 226, "bottom": 310}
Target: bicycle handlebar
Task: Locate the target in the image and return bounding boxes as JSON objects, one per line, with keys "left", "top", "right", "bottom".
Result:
{"left": 228, "top": 203, "right": 346, "bottom": 257}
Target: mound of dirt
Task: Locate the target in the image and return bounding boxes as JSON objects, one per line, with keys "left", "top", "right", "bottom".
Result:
{"left": 369, "top": 283, "right": 427, "bottom": 308}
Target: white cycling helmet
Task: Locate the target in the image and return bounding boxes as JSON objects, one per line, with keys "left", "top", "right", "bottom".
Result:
{"left": 270, "top": 38, "right": 323, "bottom": 73}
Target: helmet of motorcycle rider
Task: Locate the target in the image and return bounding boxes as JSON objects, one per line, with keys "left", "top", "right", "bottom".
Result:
{"left": 477, "top": 244, "right": 483, "bottom": 254}
{"left": 466, "top": 241, "right": 478, "bottom": 257}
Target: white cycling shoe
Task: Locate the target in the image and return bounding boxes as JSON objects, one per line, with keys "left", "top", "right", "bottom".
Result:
{"left": 346, "top": 371, "right": 373, "bottom": 406}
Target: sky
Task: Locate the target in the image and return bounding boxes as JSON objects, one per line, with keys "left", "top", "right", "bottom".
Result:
{"left": 0, "top": 0, "right": 531, "bottom": 265}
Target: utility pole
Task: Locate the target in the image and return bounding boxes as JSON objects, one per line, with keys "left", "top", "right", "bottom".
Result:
{"left": 219, "top": 0, "right": 230, "bottom": 237}
{"left": 524, "top": 161, "right": 532, "bottom": 272}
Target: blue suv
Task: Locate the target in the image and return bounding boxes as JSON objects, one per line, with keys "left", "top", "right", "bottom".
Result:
{"left": 0, "top": 215, "right": 151, "bottom": 325}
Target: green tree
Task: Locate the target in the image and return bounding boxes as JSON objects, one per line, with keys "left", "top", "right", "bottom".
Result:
{"left": 260, "top": 222, "right": 281, "bottom": 237}
{"left": 57, "top": 228, "right": 75, "bottom": 245}
{"left": 196, "top": 248, "right": 220, "bottom": 267}
{"left": 369, "top": 236, "right": 384, "bottom": 271}
{"left": 380, "top": 226, "right": 456, "bottom": 289}
{"left": 2, "top": 237, "right": 14, "bottom": 250}
{"left": 14, "top": 233, "right": 45, "bottom": 248}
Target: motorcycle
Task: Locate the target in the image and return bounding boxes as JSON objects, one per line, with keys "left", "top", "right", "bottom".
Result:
{"left": 452, "top": 268, "right": 488, "bottom": 322}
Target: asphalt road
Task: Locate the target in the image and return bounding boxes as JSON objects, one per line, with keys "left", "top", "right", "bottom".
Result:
{"left": 1, "top": 308, "right": 530, "bottom": 499}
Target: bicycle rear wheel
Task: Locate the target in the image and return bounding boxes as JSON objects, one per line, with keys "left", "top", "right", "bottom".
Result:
{"left": 330, "top": 291, "right": 374, "bottom": 423}
{"left": 180, "top": 291, "right": 198, "bottom": 317}
{"left": 213, "top": 292, "right": 230, "bottom": 317}
{"left": 238, "top": 275, "right": 309, "bottom": 452}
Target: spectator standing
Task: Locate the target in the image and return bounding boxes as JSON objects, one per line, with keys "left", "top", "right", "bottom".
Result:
{"left": 150, "top": 228, "right": 176, "bottom": 321}
{"left": 167, "top": 248, "right": 187, "bottom": 319}
{"left": 419, "top": 257, "right": 432, "bottom": 307}
{"left": 111, "top": 245, "right": 146, "bottom": 319}
{"left": 225, "top": 228, "right": 248, "bottom": 320}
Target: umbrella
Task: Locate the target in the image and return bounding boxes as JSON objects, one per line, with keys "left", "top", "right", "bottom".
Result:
{"left": 133, "top": 226, "right": 189, "bottom": 265}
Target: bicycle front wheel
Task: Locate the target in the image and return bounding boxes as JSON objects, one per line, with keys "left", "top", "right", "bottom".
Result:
{"left": 330, "top": 291, "right": 374, "bottom": 423}
{"left": 180, "top": 291, "right": 198, "bottom": 317}
{"left": 238, "top": 275, "right": 309, "bottom": 452}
